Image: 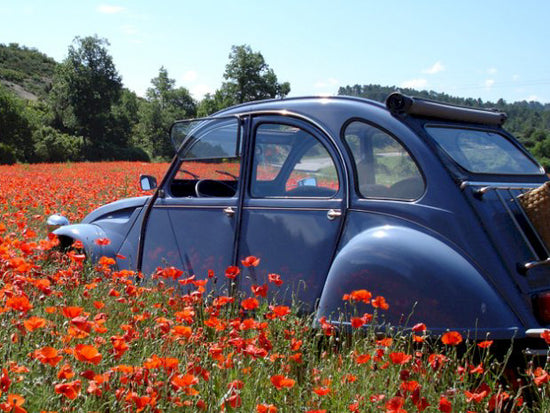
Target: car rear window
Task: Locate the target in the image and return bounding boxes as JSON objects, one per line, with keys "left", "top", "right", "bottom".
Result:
{"left": 425, "top": 126, "right": 543, "bottom": 175}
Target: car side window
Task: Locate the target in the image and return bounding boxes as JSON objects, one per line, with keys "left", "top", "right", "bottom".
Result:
{"left": 251, "top": 123, "right": 339, "bottom": 197}
{"left": 169, "top": 119, "right": 241, "bottom": 198}
{"left": 344, "top": 120, "right": 424, "bottom": 200}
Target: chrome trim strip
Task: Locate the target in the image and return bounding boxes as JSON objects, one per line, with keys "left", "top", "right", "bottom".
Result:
{"left": 244, "top": 206, "right": 335, "bottom": 212}
{"left": 155, "top": 205, "right": 233, "bottom": 209}
{"left": 525, "top": 328, "right": 549, "bottom": 338}
{"left": 523, "top": 258, "right": 550, "bottom": 271}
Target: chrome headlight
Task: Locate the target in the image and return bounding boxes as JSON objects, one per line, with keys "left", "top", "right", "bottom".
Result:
{"left": 46, "top": 214, "right": 70, "bottom": 231}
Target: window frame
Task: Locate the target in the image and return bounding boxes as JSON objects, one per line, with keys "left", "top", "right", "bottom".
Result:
{"left": 341, "top": 117, "right": 426, "bottom": 201}
{"left": 249, "top": 119, "right": 342, "bottom": 199}
{"left": 165, "top": 116, "right": 244, "bottom": 199}
{"left": 424, "top": 124, "right": 545, "bottom": 176}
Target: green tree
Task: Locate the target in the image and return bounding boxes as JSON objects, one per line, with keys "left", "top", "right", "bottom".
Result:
{"left": 50, "top": 35, "right": 122, "bottom": 158}
{"left": 223, "top": 45, "right": 290, "bottom": 104}
{"left": 135, "top": 67, "right": 197, "bottom": 159}
{"left": 0, "top": 84, "right": 34, "bottom": 163}
{"left": 199, "top": 45, "right": 291, "bottom": 115}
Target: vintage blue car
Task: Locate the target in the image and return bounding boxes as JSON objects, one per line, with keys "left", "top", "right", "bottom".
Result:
{"left": 48, "top": 93, "right": 550, "bottom": 352}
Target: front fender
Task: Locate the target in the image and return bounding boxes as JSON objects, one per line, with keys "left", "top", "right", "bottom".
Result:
{"left": 316, "top": 225, "right": 521, "bottom": 339}
{"left": 53, "top": 224, "right": 117, "bottom": 263}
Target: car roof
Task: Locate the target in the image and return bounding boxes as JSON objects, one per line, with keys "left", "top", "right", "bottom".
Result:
{"left": 214, "top": 95, "right": 393, "bottom": 138}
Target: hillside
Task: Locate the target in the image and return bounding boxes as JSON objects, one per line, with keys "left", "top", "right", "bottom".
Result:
{"left": 0, "top": 43, "right": 58, "bottom": 99}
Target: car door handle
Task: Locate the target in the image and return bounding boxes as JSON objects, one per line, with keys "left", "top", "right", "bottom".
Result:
{"left": 223, "top": 207, "right": 236, "bottom": 217}
{"left": 327, "top": 209, "right": 342, "bottom": 220}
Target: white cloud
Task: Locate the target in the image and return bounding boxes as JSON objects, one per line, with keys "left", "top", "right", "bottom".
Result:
{"left": 485, "top": 79, "right": 495, "bottom": 88}
{"left": 97, "top": 4, "right": 125, "bottom": 14}
{"left": 401, "top": 78, "right": 428, "bottom": 89}
{"left": 513, "top": 74, "right": 520, "bottom": 81}
{"left": 487, "top": 67, "right": 497, "bottom": 75}
{"left": 182, "top": 70, "right": 198, "bottom": 83}
{"left": 422, "top": 61, "right": 445, "bottom": 75}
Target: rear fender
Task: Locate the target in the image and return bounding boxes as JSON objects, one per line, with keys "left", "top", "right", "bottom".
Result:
{"left": 53, "top": 224, "right": 117, "bottom": 263}
{"left": 316, "top": 225, "right": 521, "bottom": 339}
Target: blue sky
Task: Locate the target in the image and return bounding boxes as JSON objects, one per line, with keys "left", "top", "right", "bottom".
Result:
{"left": 2, "top": 0, "right": 550, "bottom": 103}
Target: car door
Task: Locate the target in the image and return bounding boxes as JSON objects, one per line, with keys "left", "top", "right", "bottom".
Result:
{"left": 237, "top": 116, "right": 346, "bottom": 310}
{"left": 139, "top": 117, "right": 243, "bottom": 288}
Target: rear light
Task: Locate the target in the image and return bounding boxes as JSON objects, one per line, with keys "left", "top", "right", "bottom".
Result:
{"left": 533, "top": 292, "right": 550, "bottom": 324}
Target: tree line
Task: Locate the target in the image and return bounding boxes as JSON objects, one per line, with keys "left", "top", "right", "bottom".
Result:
{"left": 3, "top": 38, "right": 550, "bottom": 169}
{"left": 0, "top": 37, "right": 289, "bottom": 164}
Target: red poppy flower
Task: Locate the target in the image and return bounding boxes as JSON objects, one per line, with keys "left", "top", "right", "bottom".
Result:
{"left": 1, "top": 369, "right": 10, "bottom": 393}
{"left": 412, "top": 322, "right": 427, "bottom": 332}
{"left": 270, "top": 305, "right": 290, "bottom": 318}
{"left": 241, "top": 297, "right": 259, "bottom": 310}
{"left": 441, "top": 331, "right": 463, "bottom": 346}
{"left": 438, "top": 396, "right": 452, "bottom": 412}
{"left": 98, "top": 256, "right": 116, "bottom": 266}
{"left": 225, "top": 266, "right": 240, "bottom": 279}
{"left": 158, "top": 266, "right": 183, "bottom": 280}
{"left": 62, "top": 306, "right": 83, "bottom": 318}
{"left": 389, "top": 352, "right": 412, "bottom": 365}
{"left": 171, "top": 325, "right": 192, "bottom": 338}
{"left": 54, "top": 380, "right": 81, "bottom": 400}
{"left": 355, "top": 354, "right": 371, "bottom": 364}
{"left": 270, "top": 375, "right": 295, "bottom": 389}
{"left": 343, "top": 289, "right": 372, "bottom": 303}
{"left": 465, "top": 388, "right": 488, "bottom": 403}
{"left": 23, "top": 316, "right": 46, "bottom": 332}
{"left": 226, "top": 392, "right": 242, "bottom": 408}
{"left": 171, "top": 373, "right": 198, "bottom": 389}
{"left": 5, "top": 296, "right": 32, "bottom": 313}
{"left": 33, "top": 347, "right": 63, "bottom": 367}
{"left": 371, "top": 295, "right": 389, "bottom": 310}
{"left": 57, "top": 364, "right": 75, "bottom": 380}
{"left": 313, "top": 386, "right": 331, "bottom": 396}
{"left": 257, "top": 404, "right": 278, "bottom": 413}
{"left": 0, "top": 394, "right": 26, "bottom": 413}
{"left": 268, "top": 273, "right": 283, "bottom": 286}
{"left": 241, "top": 255, "right": 260, "bottom": 267}
{"left": 95, "top": 237, "right": 111, "bottom": 245}
{"left": 342, "top": 373, "right": 357, "bottom": 383}
{"left": 251, "top": 284, "right": 268, "bottom": 297}
{"left": 74, "top": 344, "right": 102, "bottom": 365}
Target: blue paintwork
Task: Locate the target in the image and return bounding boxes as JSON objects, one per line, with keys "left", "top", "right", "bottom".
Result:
{"left": 49, "top": 95, "right": 550, "bottom": 342}
{"left": 54, "top": 196, "right": 148, "bottom": 263}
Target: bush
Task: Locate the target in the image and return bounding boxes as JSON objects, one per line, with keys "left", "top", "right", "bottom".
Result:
{"left": 115, "top": 145, "right": 151, "bottom": 162}
{"left": 33, "top": 126, "right": 83, "bottom": 162}
{"left": 0, "top": 143, "right": 17, "bottom": 164}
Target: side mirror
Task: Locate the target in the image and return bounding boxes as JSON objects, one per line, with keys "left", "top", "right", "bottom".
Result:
{"left": 297, "top": 177, "right": 317, "bottom": 187}
{"left": 140, "top": 175, "right": 158, "bottom": 191}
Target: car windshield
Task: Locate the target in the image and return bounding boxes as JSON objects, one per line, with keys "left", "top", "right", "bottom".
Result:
{"left": 425, "top": 126, "right": 543, "bottom": 175}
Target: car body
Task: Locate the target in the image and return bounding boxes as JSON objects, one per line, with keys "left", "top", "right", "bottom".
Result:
{"left": 50, "top": 93, "right": 550, "bottom": 351}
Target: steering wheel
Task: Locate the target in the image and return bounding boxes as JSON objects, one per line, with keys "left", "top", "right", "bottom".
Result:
{"left": 195, "top": 179, "right": 236, "bottom": 197}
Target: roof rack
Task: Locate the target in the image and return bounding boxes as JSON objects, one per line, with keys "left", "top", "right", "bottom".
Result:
{"left": 385, "top": 92, "right": 507, "bottom": 126}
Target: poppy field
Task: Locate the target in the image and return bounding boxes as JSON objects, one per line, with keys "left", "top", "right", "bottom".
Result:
{"left": 1, "top": 161, "right": 550, "bottom": 412}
